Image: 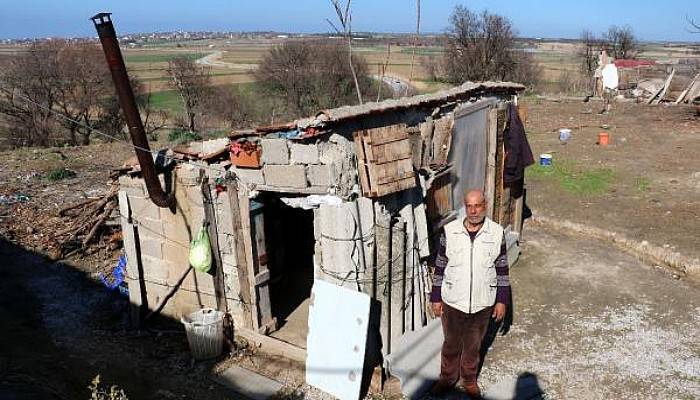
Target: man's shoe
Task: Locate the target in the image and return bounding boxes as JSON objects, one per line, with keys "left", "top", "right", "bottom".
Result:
{"left": 457, "top": 380, "right": 481, "bottom": 399}
{"left": 429, "top": 379, "right": 453, "bottom": 397}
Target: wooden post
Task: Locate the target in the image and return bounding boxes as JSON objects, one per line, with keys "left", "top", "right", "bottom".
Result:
{"left": 118, "top": 191, "right": 146, "bottom": 327}
{"left": 485, "top": 107, "right": 498, "bottom": 219}
{"left": 226, "top": 181, "right": 254, "bottom": 328}
{"left": 200, "top": 174, "right": 226, "bottom": 312}
{"left": 237, "top": 190, "right": 260, "bottom": 331}
{"left": 250, "top": 200, "right": 275, "bottom": 334}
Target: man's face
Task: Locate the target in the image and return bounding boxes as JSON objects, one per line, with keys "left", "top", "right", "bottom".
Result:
{"left": 464, "top": 193, "right": 486, "bottom": 225}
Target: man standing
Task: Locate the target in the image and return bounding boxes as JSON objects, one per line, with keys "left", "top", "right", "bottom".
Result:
{"left": 430, "top": 189, "right": 511, "bottom": 398}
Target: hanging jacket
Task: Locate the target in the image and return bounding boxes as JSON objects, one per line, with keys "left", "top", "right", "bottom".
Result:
{"left": 504, "top": 103, "right": 534, "bottom": 185}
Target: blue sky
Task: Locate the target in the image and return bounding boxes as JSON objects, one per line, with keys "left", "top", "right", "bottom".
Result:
{"left": 1, "top": 0, "right": 699, "bottom": 41}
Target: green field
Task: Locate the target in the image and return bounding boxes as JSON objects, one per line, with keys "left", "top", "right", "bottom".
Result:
{"left": 149, "top": 90, "right": 183, "bottom": 114}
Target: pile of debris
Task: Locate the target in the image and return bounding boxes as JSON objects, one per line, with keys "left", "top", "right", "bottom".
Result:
{"left": 55, "top": 181, "right": 120, "bottom": 259}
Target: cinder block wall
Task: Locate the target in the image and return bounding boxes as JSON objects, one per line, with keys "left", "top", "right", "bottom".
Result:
{"left": 232, "top": 134, "right": 356, "bottom": 197}
{"left": 118, "top": 164, "right": 246, "bottom": 327}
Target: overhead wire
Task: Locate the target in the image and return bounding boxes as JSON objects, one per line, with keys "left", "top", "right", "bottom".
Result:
{"left": 0, "top": 79, "right": 255, "bottom": 184}
{"left": 1, "top": 80, "right": 438, "bottom": 307}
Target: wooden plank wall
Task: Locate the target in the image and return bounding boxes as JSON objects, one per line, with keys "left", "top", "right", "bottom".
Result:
{"left": 354, "top": 124, "right": 416, "bottom": 198}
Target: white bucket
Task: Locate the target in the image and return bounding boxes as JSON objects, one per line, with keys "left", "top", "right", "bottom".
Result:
{"left": 181, "top": 308, "right": 225, "bottom": 360}
{"left": 559, "top": 129, "right": 572, "bottom": 142}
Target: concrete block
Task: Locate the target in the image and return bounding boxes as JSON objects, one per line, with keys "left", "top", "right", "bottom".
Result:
{"left": 234, "top": 167, "right": 265, "bottom": 185}
{"left": 136, "top": 217, "right": 164, "bottom": 237}
{"left": 263, "top": 165, "right": 307, "bottom": 188}
{"left": 176, "top": 164, "right": 201, "bottom": 186}
{"left": 185, "top": 186, "right": 204, "bottom": 206}
{"left": 140, "top": 236, "right": 164, "bottom": 258}
{"left": 290, "top": 142, "right": 320, "bottom": 165}
{"left": 171, "top": 204, "right": 204, "bottom": 229}
{"left": 182, "top": 269, "right": 216, "bottom": 295}
{"left": 118, "top": 175, "right": 144, "bottom": 189}
{"left": 307, "top": 164, "right": 334, "bottom": 187}
{"left": 163, "top": 221, "right": 190, "bottom": 243}
{"left": 261, "top": 138, "right": 289, "bottom": 165}
{"left": 141, "top": 255, "right": 169, "bottom": 283}
{"left": 129, "top": 196, "right": 160, "bottom": 220}
{"left": 162, "top": 240, "right": 189, "bottom": 263}
{"left": 119, "top": 183, "right": 145, "bottom": 197}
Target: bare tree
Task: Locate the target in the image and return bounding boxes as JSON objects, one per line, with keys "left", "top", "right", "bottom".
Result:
{"left": 166, "top": 56, "right": 211, "bottom": 132}
{"left": 203, "top": 86, "right": 252, "bottom": 129}
{"left": 0, "top": 41, "right": 63, "bottom": 147}
{"left": 688, "top": 16, "right": 700, "bottom": 33}
{"left": 579, "top": 30, "right": 601, "bottom": 76}
{"left": 328, "top": 0, "right": 363, "bottom": 105}
{"left": 0, "top": 41, "right": 163, "bottom": 148}
{"left": 97, "top": 77, "right": 166, "bottom": 141}
{"left": 442, "top": 6, "right": 540, "bottom": 87}
{"left": 604, "top": 25, "right": 637, "bottom": 59}
{"left": 255, "top": 40, "right": 376, "bottom": 118}
{"left": 54, "top": 43, "right": 112, "bottom": 145}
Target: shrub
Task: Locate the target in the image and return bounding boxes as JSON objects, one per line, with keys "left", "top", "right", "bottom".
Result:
{"left": 46, "top": 168, "right": 77, "bottom": 181}
{"left": 168, "top": 128, "right": 202, "bottom": 143}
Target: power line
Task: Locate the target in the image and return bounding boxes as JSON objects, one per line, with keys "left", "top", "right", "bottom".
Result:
{"left": 0, "top": 79, "right": 253, "bottom": 184}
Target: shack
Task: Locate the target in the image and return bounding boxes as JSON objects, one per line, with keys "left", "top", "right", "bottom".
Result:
{"left": 117, "top": 81, "right": 528, "bottom": 394}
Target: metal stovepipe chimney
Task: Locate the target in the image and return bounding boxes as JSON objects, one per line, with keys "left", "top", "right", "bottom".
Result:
{"left": 91, "top": 13, "right": 174, "bottom": 208}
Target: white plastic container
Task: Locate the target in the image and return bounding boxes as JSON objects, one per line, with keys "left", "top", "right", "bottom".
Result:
{"left": 559, "top": 128, "right": 572, "bottom": 143}
{"left": 181, "top": 308, "right": 225, "bottom": 360}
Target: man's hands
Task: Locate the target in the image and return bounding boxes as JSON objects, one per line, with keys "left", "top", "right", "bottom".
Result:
{"left": 432, "top": 302, "right": 506, "bottom": 321}
{"left": 492, "top": 302, "right": 506, "bottom": 322}
{"left": 431, "top": 302, "right": 443, "bottom": 317}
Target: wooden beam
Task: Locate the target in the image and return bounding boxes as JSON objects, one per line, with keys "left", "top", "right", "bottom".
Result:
{"left": 118, "top": 191, "right": 145, "bottom": 327}
{"left": 201, "top": 176, "right": 227, "bottom": 314}
{"left": 236, "top": 328, "right": 307, "bottom": 364}
{"left": 237, "top": 190, "right": 260, "bottom": 330}
{"left": 485, "top": 107, "right": 498, "bottom": 219}
{"left": 226, "top": 181, "right": 253, "bottom": 328}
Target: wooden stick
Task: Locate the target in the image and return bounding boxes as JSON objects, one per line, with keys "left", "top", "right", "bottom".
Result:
{"left": 59, "top": 197, "right": 100, "bottom": 216}
{"left": 82, "top": 201, "right": 117, "bottom": 246}
{"left": 144, "top": 266, "right": 193, "bottom": 321}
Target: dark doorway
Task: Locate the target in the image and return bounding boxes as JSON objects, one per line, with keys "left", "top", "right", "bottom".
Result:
{"left": 262, "top": 195, "right": 315, "bottom": 348}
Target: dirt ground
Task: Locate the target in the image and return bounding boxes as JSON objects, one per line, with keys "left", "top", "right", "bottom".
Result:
{"left": 479, "top": 225, "right": 700, "bottom": 399}
{"left": 0, "top": 238, "right": 239, "bottom": 399}
{"left": 522, "top": 99, "right": 700, "bottom": 262}
{"left": 0, "top": 99, "right": 698, "bottom": 399}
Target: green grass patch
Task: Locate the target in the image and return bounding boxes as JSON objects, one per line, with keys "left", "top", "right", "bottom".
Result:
{"left": 635, "top": 176, "right": 651, "bottom": 192}
{"left": 124, "top": 52, "right": 204, "bottom": 64}
{"left": 526, "top": 159, "right": 615, "bottom": 195}
{"left": 46, "top": 167, "right": 76, "bottom": 181}
{"left": 168, "top": 129, "right": 202, "bottom": 143}
{"left": 148, "top": 90, "right": 183, "bottom": 114}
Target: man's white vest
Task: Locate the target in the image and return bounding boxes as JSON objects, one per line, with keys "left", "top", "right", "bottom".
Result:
{"left": 441, "top": 216, "right": 504, "bottom": 314}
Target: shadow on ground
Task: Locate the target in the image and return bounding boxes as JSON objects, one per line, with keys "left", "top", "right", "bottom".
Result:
{"left": 0, "top": 238, "right": 245, "bottom": 399}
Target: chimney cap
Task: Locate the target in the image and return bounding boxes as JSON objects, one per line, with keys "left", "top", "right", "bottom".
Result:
{"left": 90, "top": 12, "right": 112, "bottom": 24}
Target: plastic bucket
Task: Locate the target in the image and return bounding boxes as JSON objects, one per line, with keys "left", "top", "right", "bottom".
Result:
{"left": 539, "top": 153, "right": 552, "bottom": 166}
{"left": 181, "top": 308, "right": 225, "bottom": 360}
{"left": 598, "top": 132, "right": 610, "bottom": 146}
{"left": 559, "top": 129, "right": 571, "bottom": 143}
